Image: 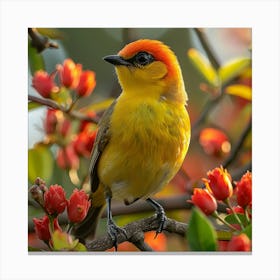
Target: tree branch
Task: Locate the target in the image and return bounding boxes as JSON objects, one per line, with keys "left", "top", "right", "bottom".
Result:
{"left": 28, "top": 28, "right": 58, "bottom": 53}
{"left": 85, "top": 216, "right": 187, "bottom": 251}
{"left": 223, "top": 117, "right": 252, "bottom": 168}
{"left": 28, "top": 94, "right": 99, "bottom": 123}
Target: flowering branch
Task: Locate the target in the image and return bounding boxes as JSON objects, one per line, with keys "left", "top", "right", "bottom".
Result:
{"left": 28, "top": 94, "right": 99, "bottom": 123}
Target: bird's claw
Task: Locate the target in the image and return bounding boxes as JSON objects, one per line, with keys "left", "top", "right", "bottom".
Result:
{"left": 107, "top": 219, "right": 127, "bottom": 251}
{"left": 154, "top": 210, "right": 167, "bottom": 239}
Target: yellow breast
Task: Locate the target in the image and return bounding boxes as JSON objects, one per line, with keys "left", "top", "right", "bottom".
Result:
{"left": 98, "top": 94, "right": 190, "bottom": 203}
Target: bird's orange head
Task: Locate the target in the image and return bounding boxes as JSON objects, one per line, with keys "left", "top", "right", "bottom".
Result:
{"left": 104, "top": 39, "right": 187, "bottom": 103}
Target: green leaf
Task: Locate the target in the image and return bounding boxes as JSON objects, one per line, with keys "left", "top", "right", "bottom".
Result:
{"left": 187, "top": 207, "right": 217, "bottom": 251}
{"left": 36, "top": 28, "right": 63, "bottom": 39}
{"left": 28, "top": 101, "right": 43, "bottom": 111}
{"left": 218, "top": 57, "right": 251, "bottom": 85}
{"left": 28, "top": 41, "right": 45, "bottom": 74}
{"left": 224, "top": 213, "right": 247, "bottom": 226}
{"left": 187, "top": 48, "right": 219, "bottom": 87}
{"left": 28, "top": 145, "right": 53, "bottom": 184}
{"left": 242, "top": 224, "right": 252, "bottom": 240}
{"left": 52, "top": 230, "right": 87, "bottom": 251}
{"left": 225, "top": 84, "right": 252, "bottom": 100}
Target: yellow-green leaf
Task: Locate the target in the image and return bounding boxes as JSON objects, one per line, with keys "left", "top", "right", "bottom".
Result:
{"left": 28, "top": 41, "right": 45, "bottom": 74}
{"left": 225, "top": 84, "right": 252, "bottom": 100}
{"left": 80, "top": 98, "right": 115, "bottom": 113}
{"left": 28, "top": 101, "right": 43, "bottom": 111}
{"left": 187, "top": 48, "right": 219, "bottom": 87}
{"left": 28, "top": 145, "right": 53, "bottom": 184}
{"left": 36, "top": 28, "right": 63, "bottom": 39}
{"left": 218, "top": 57, "right": 251, "bottom": 85}
{"left": 52, "top": 230, "right": 87, "bottom": 251}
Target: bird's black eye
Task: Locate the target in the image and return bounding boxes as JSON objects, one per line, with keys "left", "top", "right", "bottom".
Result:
{"left": 133, "top": 52, "right": 154, "bottom": 66}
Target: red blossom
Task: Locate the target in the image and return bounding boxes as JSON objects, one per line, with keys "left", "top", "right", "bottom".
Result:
{"left": 67, "top": 189, "right": 91, "bottom": 223}
{"left": 57, "top": 58, "right": 82, "bottom": 89}
{"left": 73, "top": 129, "right": 97, "bottom": 158}
{"left": 191, "top": 188, "right": 217, "bottom": 215}
{"left": 33, "top": 215, "right": 61, "bottom": 241}
{"left": 76, "top": 70, "right": 96, "bottom": 97}
{"left": 226, "top": 205, "right": 245, "bottom": 214}
{"left": 235, "top": 171, "right": 252, "bottom": 208}
{"left": 57, "top": 144, "right": 80, "bottom": 170}
{"left": 227, "top": 234, "right": 251, "bottom": 251}
{"left": 44, "top": 184, "right": 67, "bottom": 215}
{"left": 44, "top": 109, "right": 58, "bottom": 134}
{"left": 32, "top": 70, "right": 57, "bottom": 98}
{"left": 204, "top": 166, "right": 233, "bottom": 201}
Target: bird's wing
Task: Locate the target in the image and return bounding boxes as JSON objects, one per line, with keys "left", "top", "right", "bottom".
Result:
{"left": 89, "top": 99, "right": 117, "bottom": 193}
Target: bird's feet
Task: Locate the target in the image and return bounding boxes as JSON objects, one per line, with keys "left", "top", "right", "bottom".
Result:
{"left": 107, "top": 218, "right": 127, "bottom": 251}
{"left": 146, "top": 198, "right": 167, "bottom": 238}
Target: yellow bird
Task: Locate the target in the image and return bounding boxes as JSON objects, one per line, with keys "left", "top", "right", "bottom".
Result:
{"left": 75, "top": 39, "right": 191, "bottom": 249}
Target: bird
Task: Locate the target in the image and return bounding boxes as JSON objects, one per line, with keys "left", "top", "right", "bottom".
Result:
{"left": 74, "top": 39, "right": 191, "bottom": 250}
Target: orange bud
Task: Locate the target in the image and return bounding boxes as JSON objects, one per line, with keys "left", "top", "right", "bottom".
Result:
{"left": 204, "top": 166, "right": 233, "bottom": 201}
{"left": 191, "top": 188, "right": 217, "bottom": 215}
{"left": 76, "top": 70, "right": 96, "bottom": 97}
{"left": 58, "top": 58, "right": 82, "bottom": 89}
{"left": 32, "top": 70, "right": 57, "bottom": 98}
{"left": 199, "top": 128, "right": 231, "bottom": 156}
{"left": 235, "top": 171, "right": 252, "bottom": 207}
{"left": 227, "top": 233, "right": 251, "bottom": 251}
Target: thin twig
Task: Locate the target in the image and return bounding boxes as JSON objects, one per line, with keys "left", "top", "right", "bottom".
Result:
{"left": 28, "top": 94, "right": 99, "bottom": 123}
{"left": 223, "top": 117, "right": 252, "bottom": 168}
{"left": 28, "top": 28, "right": 58, "bottom": 53}
{"left": 193, "top": 28, "right": 220, "bottom": 70}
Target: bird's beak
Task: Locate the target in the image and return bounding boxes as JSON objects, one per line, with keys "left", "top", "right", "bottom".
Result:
{"left": 103, "top": 55, "right": 131, "bottom": 66}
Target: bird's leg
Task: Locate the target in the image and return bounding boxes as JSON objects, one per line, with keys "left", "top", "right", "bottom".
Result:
{"left": 105, "top": 189, "right": 127, "bottom": 251}
{"left": 146, "top": 198, "right": 167, "bottom": 238}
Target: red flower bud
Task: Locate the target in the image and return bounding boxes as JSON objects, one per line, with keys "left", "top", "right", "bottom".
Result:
{"left": 57, "top": 144, "right": 80, "bottom": 170}
{"left": 204, "top": 166, "right": 233, "bottom": 201}
{"left": 76, "top": 70, "right": 96, "bottom": 97}
{"left": 32, "top": 70, "right": 57, "bottom": 98}
{"left": 44, "top": 109, "right": 59, "bottom": 134}
{"left": 235, "top": 171, "right": 252, "bottom": 208}
{"left": 58, "top": 118, "right": 72, "bottom": 137}
{"left": 44, "top": 184, "right": 67, "bottom": 215}
{"left": 226, "top": 205, "right": 245, "bottom": 214}
{"left": 67, "top": 189, "right": 91, "bottom": 223}
{"left": 191, "top": 188, "right": 217, "bottom": 215}
{"left": 73, "top": 129, "right": 97, "bottom": 158}
{"left": 79, "top": 112, "right": 97, "bottom": 132}
{"left": 227, "top": 233, "right": 251, "bottom": 251}
{"left": 33, "top": 215, "right": 61, "bottom": 241}
{"left": 58, "top": 59, "right": 82, "bottom": 89}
